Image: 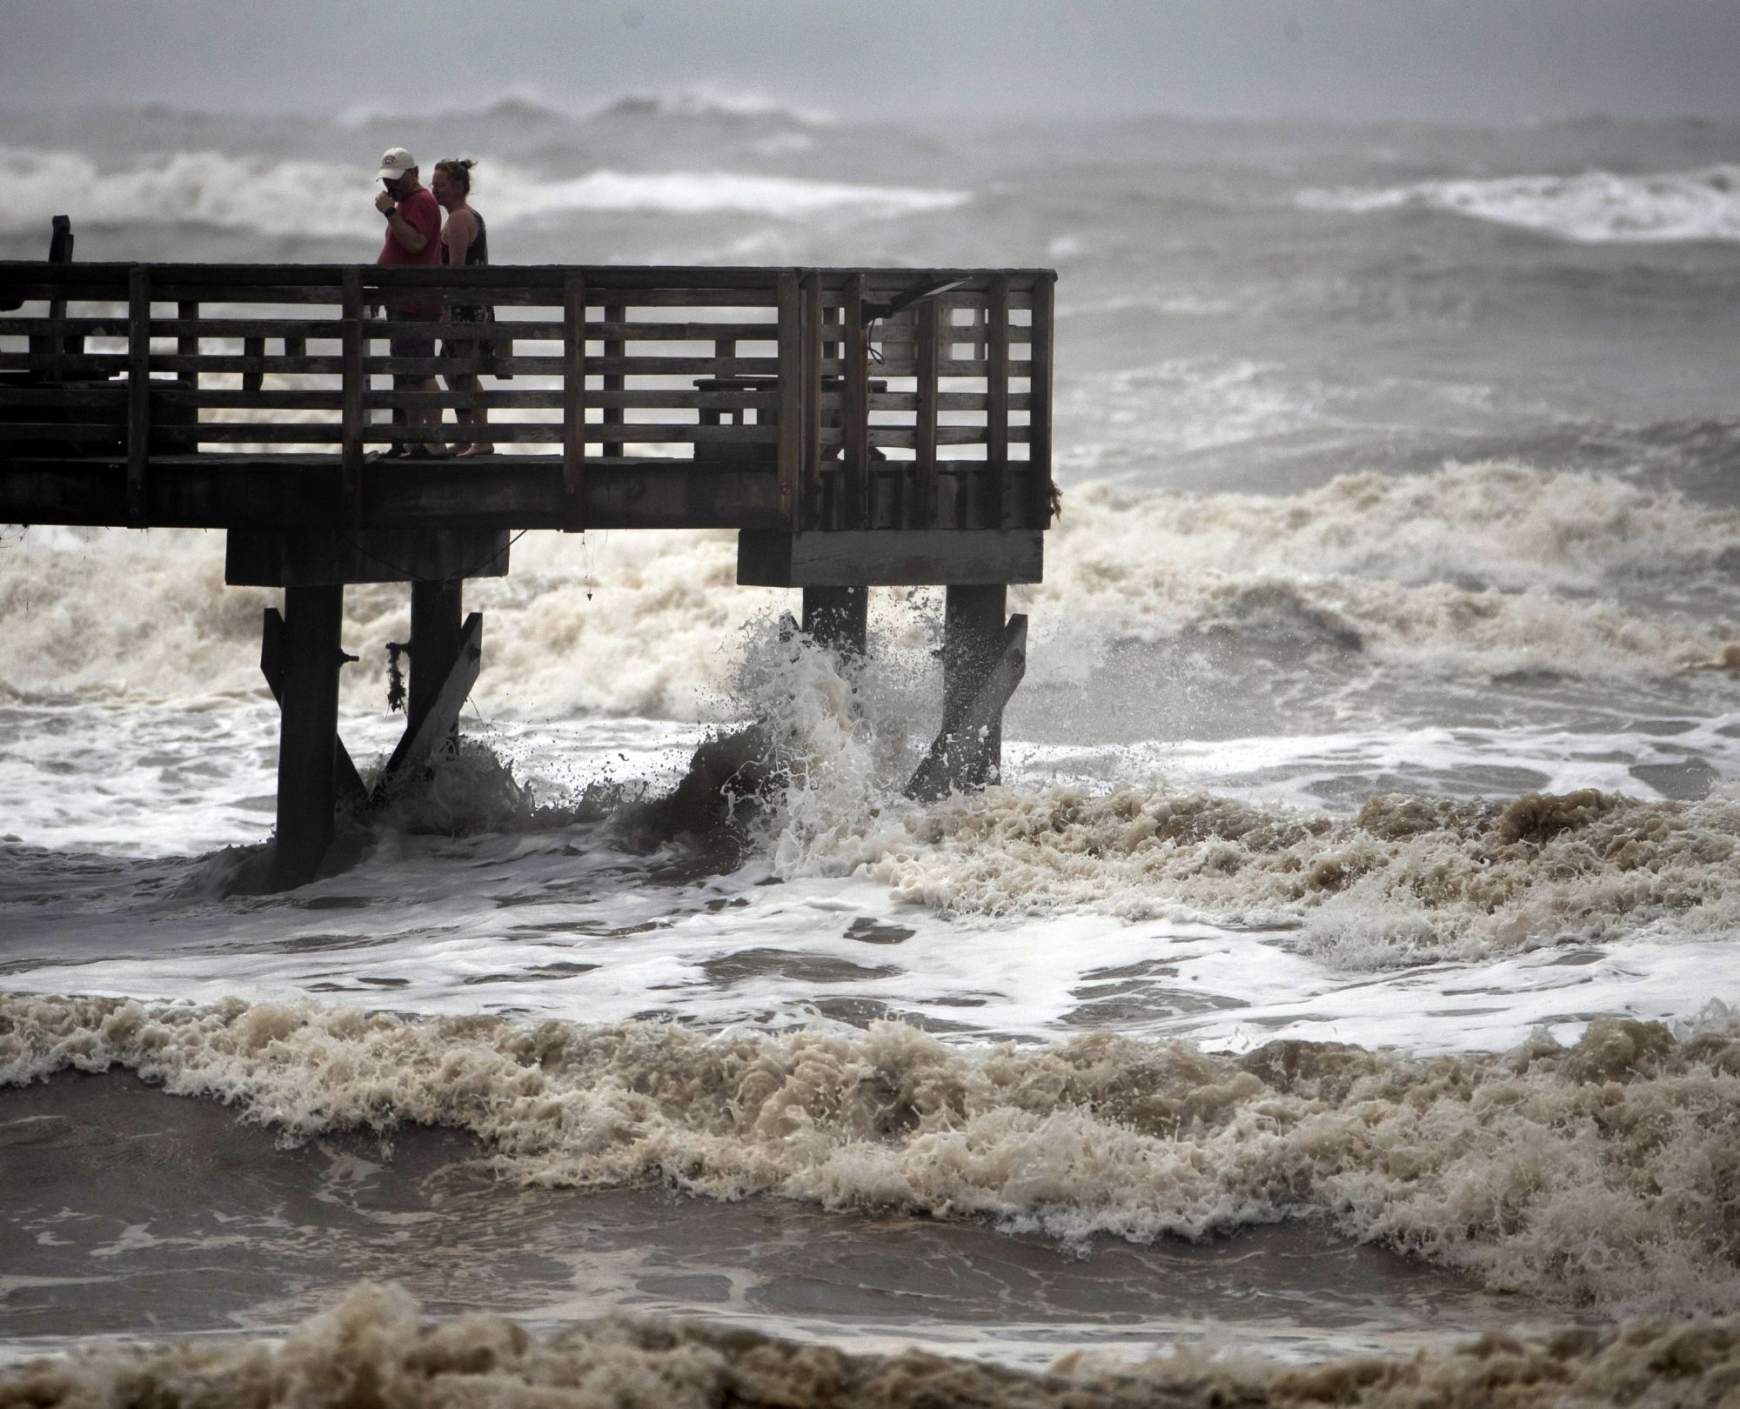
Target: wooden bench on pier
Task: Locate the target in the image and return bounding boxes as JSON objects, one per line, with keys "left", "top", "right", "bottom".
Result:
{"left": 0, "top": 241, "right": 1057, "bottom": 888}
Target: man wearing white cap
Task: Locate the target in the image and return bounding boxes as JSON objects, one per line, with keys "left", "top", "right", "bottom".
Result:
{"left": 372, "top": 148, "right": 443, "bottom": 457}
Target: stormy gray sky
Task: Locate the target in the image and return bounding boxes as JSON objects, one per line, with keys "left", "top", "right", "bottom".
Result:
{"left": 4, "top": 0, "right": 1739, "bottom": 125}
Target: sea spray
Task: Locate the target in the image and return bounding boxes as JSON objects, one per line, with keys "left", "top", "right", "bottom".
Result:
{"left": 7, "top": 464, "right": 1737, "bottom": 711}
{"left": 6, "top": 993, "right": 1740, "bottom": 1314}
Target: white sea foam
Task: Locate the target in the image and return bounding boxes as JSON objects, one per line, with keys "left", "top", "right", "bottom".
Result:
{"left": 6, "top": 1279, "right": 1740, "bottom": 1408}
{"left": 0, "top": 147, "right": 967, "bottom": 238}
{"left": 1298, "top": 164, "right": 1740, "bottom": 243}
{"left": 5, "top": 994, "right": 1740, "bottom": 1315}
{"left": 4, "top": 465, "right": 1734, "bottom": 713}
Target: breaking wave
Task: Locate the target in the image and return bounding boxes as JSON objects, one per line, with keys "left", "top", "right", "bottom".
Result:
{"left": 5, "top": 463, "right": 1735, "bottom": 711}
{"left": 1298, "top": 164, "right": 1740, "bottom": 243}
{"left": 847, "top": 785, "right": 1740, "bottom": 963}
{"left": 5, "top": 993, "right": 1740, "bottom": 1315}
{"left": 6, "top": 1280, "right": 1740, "bottom": 1408}
{"left": 1, "top": 146, "right": 967, "bottom": 238}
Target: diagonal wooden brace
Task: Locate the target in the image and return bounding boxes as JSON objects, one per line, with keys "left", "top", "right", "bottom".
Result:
{"left": 907, "top": 612, "right": 1026, "bottom": 801}
{"left": 375, "top": 611, "right": 482, "bottom": 794}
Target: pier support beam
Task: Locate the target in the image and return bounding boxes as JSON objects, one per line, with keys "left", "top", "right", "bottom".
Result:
{"left": 407, "top": 579, "right": 464, "bottom": 740}
{"left": 907, "top": 586, "right": 1027, "bottom": 800}
{"left": 802, "top": 586, "right": 867, "bottom": 659}
{"left": 271, "top": 584, "right": 345, "bottom": 889}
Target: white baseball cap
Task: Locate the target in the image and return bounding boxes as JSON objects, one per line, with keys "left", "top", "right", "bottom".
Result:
{"left": 376, "top": 147, "right": 417, "bottom": 181}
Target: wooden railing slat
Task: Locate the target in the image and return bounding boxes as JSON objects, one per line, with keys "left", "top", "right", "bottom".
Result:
{"left": 341, "top": 269, "right": 363, "bottom": 516}
{"left": 914, "top": 299, "right": 939, "bottom": 529}
{"left": 986, "top": 275, "right": 1009, "bottom": 531}
{"left": 126, "top": 267, "right": 150, "bottom": 522}
{"left": 843, "top": 273, "right": 868, "bottom": 531}
{"left": 776, "top": 272, "right": 800, "bottom": 525}
{"left": 601, "top": 302, "right": 624, "bottom": 460}
{"left": 801, "top": 270, "right": 823, "bottom": 530}
{"left": 1028, "top": 274, "right": 1055, "bottom": 528}
{"left": 563, "top": 272, "right": 586, "bottom": 526}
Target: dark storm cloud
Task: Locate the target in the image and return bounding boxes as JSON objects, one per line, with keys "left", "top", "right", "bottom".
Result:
{"left": 2, "top": 0, "right": 1737, "bottom": 123}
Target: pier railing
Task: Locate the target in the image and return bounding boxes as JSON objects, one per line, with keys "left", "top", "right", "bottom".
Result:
{"left": 0, "top": 263, "right": 1055, "bottom": 535}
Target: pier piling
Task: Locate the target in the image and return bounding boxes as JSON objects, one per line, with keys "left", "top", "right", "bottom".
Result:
{"left": 272, "top": 584, "right": 346, "bottom": 889}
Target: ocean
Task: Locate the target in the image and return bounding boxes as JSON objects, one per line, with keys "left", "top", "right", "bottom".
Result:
{"left": 3, "top": 93, "right": 1740, "bottom": 1405}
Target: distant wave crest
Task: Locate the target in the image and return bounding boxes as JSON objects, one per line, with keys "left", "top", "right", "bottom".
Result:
{"left": 0, "top": 146, "right": 967, "bottom": 237}
{"left": 1298, "top": 164, "right": 1740, "bottom": 243}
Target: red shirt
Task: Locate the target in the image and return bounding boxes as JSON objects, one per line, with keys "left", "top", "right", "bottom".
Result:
{"left": 378, "top": 187, "right": 442, "bottom": 267}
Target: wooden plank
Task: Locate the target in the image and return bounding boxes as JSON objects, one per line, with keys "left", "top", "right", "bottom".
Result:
{"left": 157, "top": 389, "right": 344, "bottom": 410}
{"left": 341, "top": 269, "right": 363, "bottom": 518}
{"left": 986, "top": 274, "right": 1009, "bottom": 531}
{"left": 1028, "top": 273, "right": 1055, "bottom": 527}
{"left": 843, "top": 273, "right": 869, "bottom": 531}
{"left": 0, "top": 386, "right": 127, "bottom": 406}
{"left": 601, "top": 301, "right": 624, "bottom": 460}
{"left": 856, "top": 426, "right": 1025, "bottom": 450}
{"left": 0, "top": 261, "right": 1054, "bottom": 295}
{"left": 0, "top": 422, "right": 126, "bottom": 440}
{"left": 127, "top": 353, "right": 346, "bottom": 375}
{"left": 126, "top": 266, "right": 150, "bottom": 523}
{"left": 243, "top": 332, "right": 270, "bottom": 391}
{"left": 228, "top": 528, "right": 513, "bottom": 586}
{"left": 0, "top": 317, "right": 130, "bottom": 337}
{"left": 370, "top": 388, "right": 779, "bottom": 412}
{"left": 801, "top": 270, "right": 823, "bottom": 530}
{"left": 913, "top": 299, "right": 938, "bottom": 529}
{"left": 6, "top": 354, "right": 130, "bottom": 376}
{"left": 588, "top": 321, "right": 778, "bottom": 341}
{"left": 735, "top": 529, "right": 1043, "bottom": 587}
{"left": 583, "top": 354, "right": 801, "bottom": 376}
{"left": 563, "top": 271, "right": 586, "bottom": 523}
{"left": 353, "top": 422, "right": 775, "bottom": 445}
{"left": 0, "top": 455, "right": 790, "bottom": 531}
{"left": 176, "top": 301, "right": 199, "bottom": 396}
{"left": 145, "top": 318, "right": 346, "bottom": 338}
{"left": 776, "top": 271, "right": 800, "bottom": 525}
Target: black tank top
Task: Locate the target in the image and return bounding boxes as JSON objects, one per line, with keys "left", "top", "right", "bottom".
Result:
{"left": 442, "top": 210, "right": 488, "bottom": 267}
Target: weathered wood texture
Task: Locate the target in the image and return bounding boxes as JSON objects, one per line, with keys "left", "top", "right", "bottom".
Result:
{"left": 0, "top": 262, "right": 1056, "bottom": 539}
{"left": 379, "top": 612, "right": 483, "bottom": 788}
{"left": 736, "top": 529, "right": 1042, "bottom": 588}
{"left": 270, "top": 583, "right": 346, "bottom": 888}
{"left": 260, "top": 605, "right": 369, "bottom": 812}
{"left": 907, "top": 594, "right": 1026, "bottom": 800}
{"left": 225, "top": 526, "right": 512, "bottom": 586}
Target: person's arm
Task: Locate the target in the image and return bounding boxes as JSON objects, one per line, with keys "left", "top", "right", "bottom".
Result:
{"left": 386, "top": 208, "right": 428, "bottom": 254}
{"left": 444, "top": 209, "right": 475, "bottom": 268}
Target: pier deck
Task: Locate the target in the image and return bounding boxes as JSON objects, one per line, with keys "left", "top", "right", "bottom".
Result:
{"left": 1, "top": 253, "right": 1056, "bottom": 886}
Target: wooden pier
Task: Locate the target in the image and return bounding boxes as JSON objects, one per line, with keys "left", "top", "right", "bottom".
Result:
{"left": 1, "top": 242, "right": 1056, "bottom": 887}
